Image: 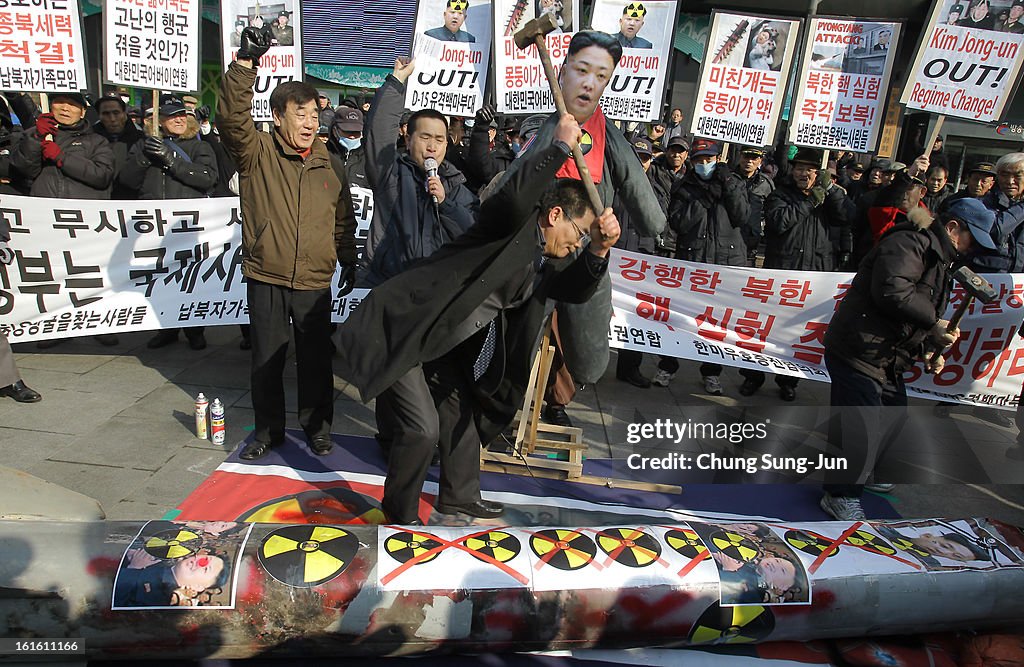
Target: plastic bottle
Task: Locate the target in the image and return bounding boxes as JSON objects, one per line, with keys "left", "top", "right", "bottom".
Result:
{"left": 195, "top": 392, "right": 209, "bottom": 440}
{"left": 210, "top": 398, "right": 225, "bottom": 446}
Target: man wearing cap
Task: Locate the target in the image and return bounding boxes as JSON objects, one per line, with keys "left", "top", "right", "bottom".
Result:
{"left": 12, "top": 92, "right": 115, "bottom": 200}
{"left": 466, "top": 105, "right": 515, "bottom": 193}
{"left": 656, "top": 138, "right": 749, "bottom": 395}
{"left": 93, "top": 93, "right": 145, "bottom": 200}
{"left": 923, "top": 165, "right": 954, "bottom": 213}
{"left": 317, "top": 94, "right": 335, "bottom": 131}
{"left": 424, "top": 0, "right": 476, "bottom": 43}
{"left": 840, "top": 161, "right": 865, "bottom": 189}
{"left": 820, "top": 198, "right": 996, "bottom": 520}
{"left": 735, "top": 146, "right": 774, "bottom": 267}
{"left": 958, "top": 0, "right": 995, "bottom": 29}
{"left": 946, "top": 162, "right": 997, "bottom": 207}
{"left": 273, "top": 11, "right": 294, "bottom": 45}
{"left": 218, "top": 26, "right": 358, "bottom": 460}
{"left": 616, "top": 2, "right": 653, "bottom": 49}
{"left": 947, "top": 3, "right": 966, "bottom": 22}
{"left": 1000, "top": 0, "right": 1024, "bottom": 32}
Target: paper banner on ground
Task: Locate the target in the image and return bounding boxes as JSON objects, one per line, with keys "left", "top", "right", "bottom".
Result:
{"left": 407, "top": 0, "right": 493, "bottom": 116}
{"left": 220, "top": 0, "right": 303, "bottom": 122}
{"left": 588, "top": 0, "right": 677, "bottom": 122}
{"left": 869, "top": 519, "right": 1024, "bottom": 572}
{"left": 690, "top": 11, "right": 801, "bottom": 145}
{"left": 900, "top": 0, "right": 1024, "bottom": 122}
{"left": 104, "top": 0, "right": 201, "bottom": 93}
{"left": 788, "top": 17, "right": 901, "bottom": 153}
{"left": 0, "top": 0, "right": 87, "bottom": 93}
{"left": 493, "top": 0, "right": 579, "bottom": 115}
{"left": 607, "top": 249, "right": 1024, "bottom": 408}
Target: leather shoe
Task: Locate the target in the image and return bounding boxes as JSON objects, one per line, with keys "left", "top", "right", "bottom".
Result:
{"left": 616, "top": 367, "right": 651, "bottom": 388}
{"left": 147, "top": 330, "right": 179, "bottom": 349}
{"left": 1, "top": 380, "right": 41, "bottom": 403}
{"left": 186, "top": 332, "right": 207, "bottom": 351}
{"left": 310, "top": 435, "right": 333, "bottom": 456}
{"left": 779, "top": 385, "right": 797, "bottom": 402}
{"left": 436, "top": 499, "right": 505, "bottom": 518}
{"left": 240, "top": 438, "right": 278, "bottom": 460}
{"left": 738, "top": 379, "right": 762, "bottom": 396}
{"left": 542, "top": 404, "right": 573, "bottom": 428}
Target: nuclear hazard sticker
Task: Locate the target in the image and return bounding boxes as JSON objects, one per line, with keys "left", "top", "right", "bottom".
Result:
{"left": 258, "top": 525, "right": 360, "bottom": 588}
{"left": 688, "top": 601, "right": 776, "bottom": 645}
{"left": 769, "top": 521, "right": 923, "bottom": 577}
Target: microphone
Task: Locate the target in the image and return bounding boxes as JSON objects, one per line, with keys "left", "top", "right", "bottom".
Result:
{"left": 424, "top": 157, "right": 439, "bottom": 205}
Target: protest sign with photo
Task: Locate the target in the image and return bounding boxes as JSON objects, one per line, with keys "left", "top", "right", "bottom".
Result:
{"left": 407, "top": 0, "right": 493, "bottom": 117}
{"left": 690, "top": 11, "right": 801, "bottom": 146}
{"left": 900, "top": 0, "right": 1024, "bottom": 121}
{"left": 789, "top": 18, "right": 901, "bottom": 152}
{"left": 589, "top": 0, "right": 677, "bottom": 122}
{"left": 0, "top": 0, "right": 87, "bottom": 93}
{"left": 104, "top": 0, "right": 201, "bottom": 92}
{"left": 494, "top": 0, "right": 579, "bottom": 114}
{"left": 220, "top": 0, "right": 303, "bottom": 122}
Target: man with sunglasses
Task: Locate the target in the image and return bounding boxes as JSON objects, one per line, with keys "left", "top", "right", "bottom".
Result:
{"left": 335, "top": 113, "right": 620, "bottom": 524}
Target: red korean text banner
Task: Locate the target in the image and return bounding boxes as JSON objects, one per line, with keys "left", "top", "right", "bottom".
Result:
{"left": 900, "top": 0, "right": 1024, "bottom": 122}
{"left": 788, "top": 18, "right": 901, "bottom": 153}
{"left": 105, "top": 0, "right": 201, "bottom": 93}
{"left": 608, "top": 249, "right": 1023, "bottom": 409}
{"left": 0, "top": 0, "right": 86, "bottom": 93}
{"left": 690, "top": 11, "right": 802, "bottom": 146}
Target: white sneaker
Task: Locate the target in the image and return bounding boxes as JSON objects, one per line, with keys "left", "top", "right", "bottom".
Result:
{"left": 652, "top": 369, "right": 675, "bottom": 387}
{"left": 703, "top": 375, "right": 723, "bottom": 396}
{"left": 819, "top": 493, "right": 867, "bottom": 521}
{"left": 864, "top": 483, "right": 895, "bottom": 493}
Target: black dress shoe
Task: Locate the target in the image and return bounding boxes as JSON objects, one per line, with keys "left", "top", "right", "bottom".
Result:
{"left": 542, "top": 404, "right": 573, "bottom": 428}
{"left": 436, "top": 499, "right": 505, "bottom": 518}
{"left": 310, "top": 435, "right": 333, "bottom": 456}
{"left": 616, "top": 367, "right": 651, "bottom": 388}
{"left": 779, "top": 385, "right": 797, "bottom": 402}
{"left": 1, "top": 380, "right": 41, "bottom": 403}
{"left": 240, "top": 439, "right": 278, "bottom": 460}
{"left": 738, "top": 379, "right": 762, "bottom": 396}
{"left": 147, "top": 330, "right": 179, "bottom": 349}
{"left": 186, "top": 332, "right": 207, "bottom": 351}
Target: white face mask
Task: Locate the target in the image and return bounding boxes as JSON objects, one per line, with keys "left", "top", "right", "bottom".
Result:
{"left": 338, "top": 136, "right": 361, "bottom": 150}
{"left": 695, "top": 161, "right": 716, "bottom": 180}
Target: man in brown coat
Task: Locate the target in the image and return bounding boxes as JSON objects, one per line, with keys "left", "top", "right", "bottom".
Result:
{"left": 219, "top": 28, "right": 357, "bottom": 460}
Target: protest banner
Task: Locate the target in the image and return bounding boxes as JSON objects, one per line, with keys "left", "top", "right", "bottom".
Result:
{"left": 407, "top": 0, "right": 493, "bottom": 116}
{"left": 0, "top": 0, "right": 87, "bottom": 93}
{"left": 589, "top": 0, "right": 677, "bottom": 122}
{"left": 690, "top": 12, "right": 801, "bottom": 146}
{"left": 788, "top": 18, "right": 901, "bottom": 153}
{"left": 220, "top": 1, "right": 303, "bottom": 122}
{"left": 607, "top": 249, "right": 1024, "bottom": 409}
{"left": 104, "top": 0, "right": 201, "bottom": 93}
{"left": 494, "top": 0, "right": 579, "bottom": 115}
{"left": 900, "top": 0, "right": 1024, "bottom": 122}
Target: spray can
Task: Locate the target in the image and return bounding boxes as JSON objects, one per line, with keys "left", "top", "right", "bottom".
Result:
{"left": 210, "top": 398, "right": 225, "bottom": 446}
{"left": 194, "top": 392, "right": 209, "bottom": 440}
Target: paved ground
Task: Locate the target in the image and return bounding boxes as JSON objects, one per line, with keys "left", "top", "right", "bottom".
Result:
{"left": 2, "top": 326, "right": 1023, "bottom": 527}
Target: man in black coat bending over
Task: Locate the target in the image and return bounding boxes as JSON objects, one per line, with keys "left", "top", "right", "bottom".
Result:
{"left": 335, "top": 114, "right": 620, "bottom": 524}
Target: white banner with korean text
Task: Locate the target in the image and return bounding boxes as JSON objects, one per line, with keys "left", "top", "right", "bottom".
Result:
{"left": 788, "top": 17, "right": 901, "bottom": 153}
{"left": 900, "top": 0, "right": 1024, "bottom": 122}
{"left": 104, "top": 0, "right": 201, "bottom": 93}
{"left": 493, "top": 0, "right": 579, "bottom": 115}
{"left": 690, "top": 11, "right": 802, "bottom": 146}
{"left": 609, "top": 249, "right": 1024, "bottom": 409}
{"left": 220, "top": 1, "right": 303, "bottom": 122}
{"left": 407, "top": 0, "right": 493, "bottom": 117}
{"left": 0, "top": 0, "right": 87, "bottom": 93}
{"left": 0, "top": 196, "right": 366, "bottom": 341}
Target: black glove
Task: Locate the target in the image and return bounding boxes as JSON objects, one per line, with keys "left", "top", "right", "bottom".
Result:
{"left": 714, "top": 163, "right": 732, "bottom": 184}
{"left": 196, "top": 104, "right": 211, "bottom": 122}
{"left": 337, "top": 263, "right": 356, "bottom": 297}
{"left": 143, "top": 136, "right": 175, "bottom": 169}
{"left": 475, "top": 104, "right": 496, "bottom": 125}
{"left": 237, "top": 26, "right": 272, "bottom": 65}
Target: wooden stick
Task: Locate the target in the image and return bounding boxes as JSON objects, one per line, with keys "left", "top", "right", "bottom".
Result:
{"left": 150, "top": 90, "right": 160, "bottom": 137}
{"left": 924, "top": 116, "right": 945, "bottom": 159}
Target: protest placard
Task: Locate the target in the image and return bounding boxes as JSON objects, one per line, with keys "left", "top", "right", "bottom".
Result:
{"left": 0, "top": 0, "right": 87, "bottom": 93}
{"left": 105, "top": 0, "right": 201, "bottom": 92}
{"left": 690, "top": 11, "right": 801, "bottom": 146}
{"left": 789, "top": 18, "right": 901, "bottom": 153}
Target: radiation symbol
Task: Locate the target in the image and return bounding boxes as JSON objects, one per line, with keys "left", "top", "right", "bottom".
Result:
{"left": 665, "top": 528, "right": 711, "bottom": 560}
{"left": 689, "top": 602, "right": 775, "bottom": 645}
{"left": 530, "top": 529, "right": 597, "bottom": 571}
{"left": 384, "top": 530, "right": 444, "bottom": 565}
{"left": 258, "top": 525, "right": 359, "bottom": 588}
{"left": 710, "top": 530, "right": 761, "bottom": 563}
{"left": 596, "top": 528, "right": 662, "bottom": 567}
{"left": 890, "top": 537, "right": 931, "bottom": 559}
{"left": 785, "top": 530, "right": 838, "bottom": 558}
{"left": 144, "top": 529, "right": 203, "bottom": 560}
{"left": 464, "top": 531, "right": 521, "bottom": 564}
{"left": 844, "top": 530, "right": 896, "bottom": 555}
{"left": 579, "top": 130, "right": 593, "bottom": 155}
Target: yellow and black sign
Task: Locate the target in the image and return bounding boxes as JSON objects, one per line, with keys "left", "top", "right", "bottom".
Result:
{"left": 710, "top": 530, "right": 761, "bottom": 563}
{"left": 464, "top": 531, "right": 521, "bottom": 564}
{"left": 596, "top": 528, "right": 662, "bottom": 567}
{"left": 844, "top": 530, "right": 896, "bottom": 556}
{"left": 665, "top": 528, "right": 710, "bottom": 560}
{"left": 785, "top": 530, "right": 838, "bottom": 559}
{"left": 259, "top": 525, "right": 359, "bottom": 588}
{"left": 579, "top": 130, "right": 594, "bottom": 156}
{"left": 689, "top": 602, "right": 775, "bottom": 645}
{"left": 385, "top": 531, "right": 444, "bottom": 565}
{"left": 530, "top": 529, "right": 597, "bottom": 571}
{"left": 144, "top": 529, "right": 203, "bottom": 560}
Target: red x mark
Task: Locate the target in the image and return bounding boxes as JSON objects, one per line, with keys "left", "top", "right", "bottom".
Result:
{"left": 380, "top": 526, "right": 530, "bottom": 586}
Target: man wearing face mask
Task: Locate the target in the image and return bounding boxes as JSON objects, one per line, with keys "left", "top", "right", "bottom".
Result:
{"left": 654, "top": 138, "right": 749, "bottom": 395}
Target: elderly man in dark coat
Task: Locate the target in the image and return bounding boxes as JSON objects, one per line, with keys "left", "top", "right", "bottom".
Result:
{"left": 335, "top": 114, "right": 620, "bottom": 525}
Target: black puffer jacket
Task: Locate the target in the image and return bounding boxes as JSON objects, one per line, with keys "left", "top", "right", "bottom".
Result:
{"left": 465, "top": 123, "right": 515, "bottom": 192}
{"left": 121, "top": 124, "right": 218, "bottom": 199}
{"left": 93, "top": 119, "right": 145, "bottom": 199}
{"left": 824, "top": 215, "right": 958, "bottom": 383}
{"left": 668, "top": 165, "right": 750, "bottom": 266}
{"left": 763, "top": 178, "right": 850, "bottom": 271}
{"left": 12, "top": 119, "right": 115, "bottom": 199}
{"left": 741, "top": 170, "right": 774, "bottom": 253}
